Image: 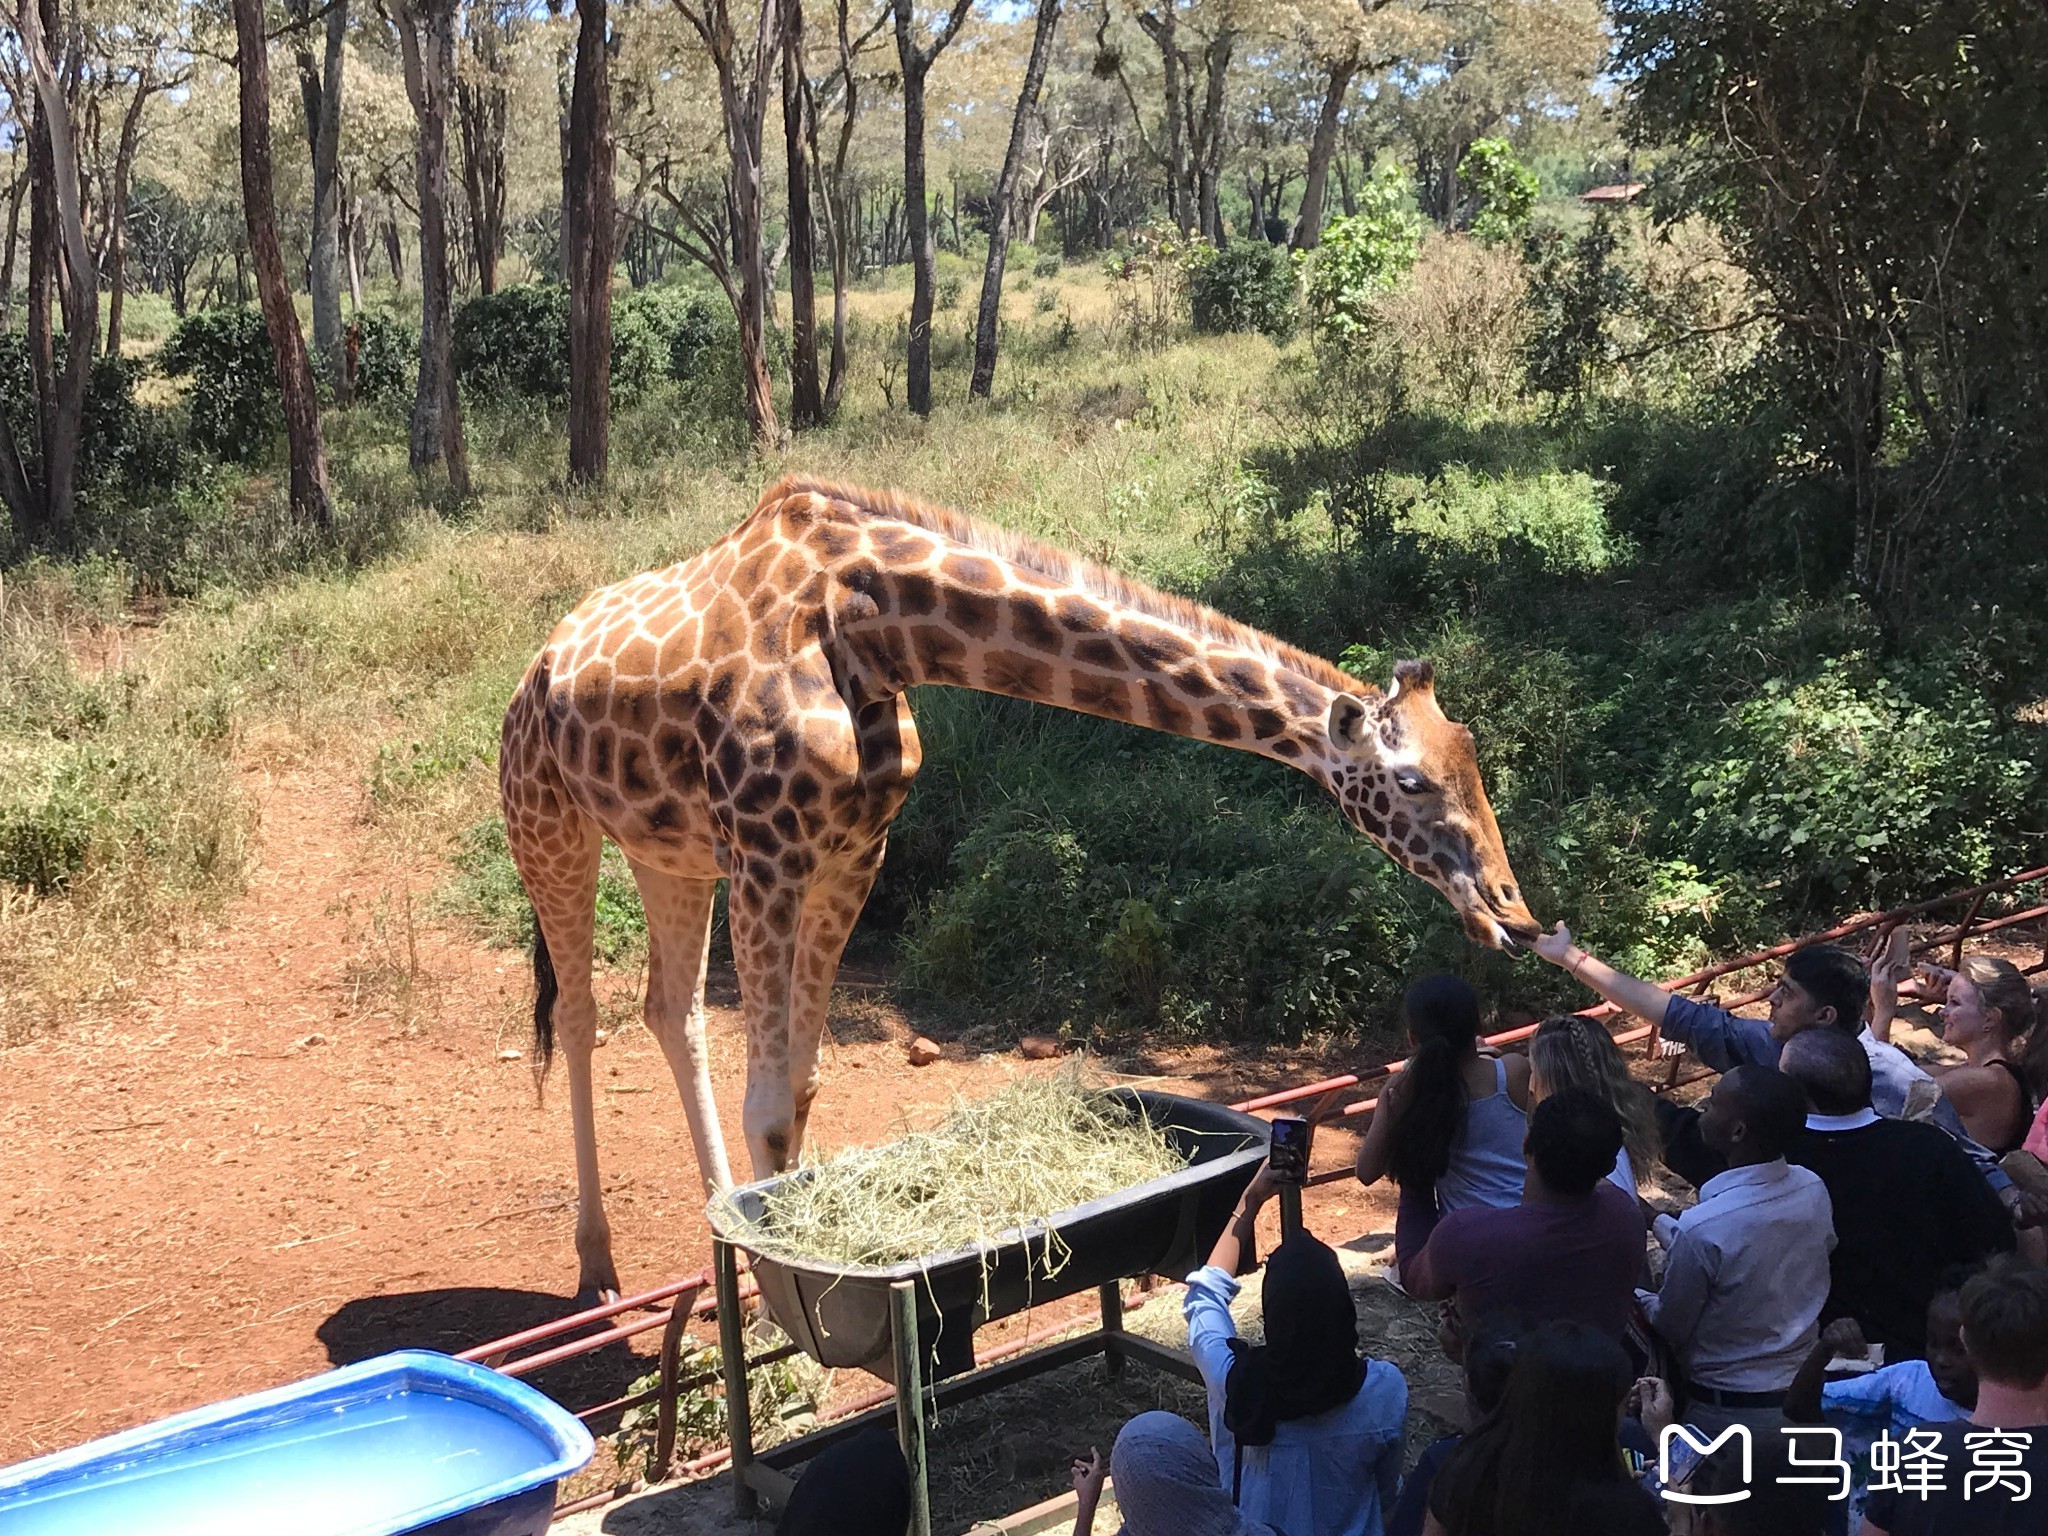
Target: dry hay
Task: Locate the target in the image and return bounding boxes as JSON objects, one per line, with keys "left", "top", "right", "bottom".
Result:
{"left": 722, "top": 1072, "right": 1186, "bottom": 1271}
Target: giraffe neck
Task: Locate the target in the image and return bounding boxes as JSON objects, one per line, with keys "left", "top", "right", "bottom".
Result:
{"left": 830, "top": 548, "right": 1353, "bottom": 783}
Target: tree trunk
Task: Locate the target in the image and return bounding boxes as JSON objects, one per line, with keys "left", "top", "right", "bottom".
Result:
{"left": 1194, "top": 27, "right": 1232, "bottom": 243}
{"left": 893, "top": 2, "right": 933, "bottom": 413}
{"left": 1132, "top": 10, "right": 1187, "bottom": 230}
{"left": 969, "top": 0, "right": 1060, "bottom": 400}
{"left": 781, "top": 0, "right": 822, "bottom": 429}
{"left": 0, "top": 170, "right": 23, "bottom": 322}
{"left": 10, "top": 0, "right": 99, "bottom": 541}
{"left": 457, "top": 12, "right": 510, "bottom": 295}
{"left": 1291, "top": 54, "right": 1356, "bottom": 252}
{"left": 293, "top": 0, "right": 347, "bottom": 393}
{"left": 564, "top": 0, "right": 613, "bottom": 482}
{"left": 26, "top": 10, "right": 56, "bottom": 478}
{"left": 231, "top": 0, "right": 334, "bottom": 528}
{"left": 392, "top": 0, "right": 470, "bottom": 495}
{"left": 104, "top": 72, "right": 154, "bottom": 357}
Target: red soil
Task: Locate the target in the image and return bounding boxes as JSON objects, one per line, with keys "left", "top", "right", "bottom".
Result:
{"left": 0, "top": 763, "right": 1387, "bottom": 1464}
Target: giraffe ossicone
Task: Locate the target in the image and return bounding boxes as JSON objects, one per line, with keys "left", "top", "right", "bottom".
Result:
{"left": 500, "top": 475, "right": 1539, "bottom": 1295}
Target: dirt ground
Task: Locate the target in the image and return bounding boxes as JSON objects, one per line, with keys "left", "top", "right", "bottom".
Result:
{"left": 0, "top": 760, "right": 1418, "bottom": 1494}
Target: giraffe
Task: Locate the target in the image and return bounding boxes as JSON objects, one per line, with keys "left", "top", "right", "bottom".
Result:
{"left": 501, "top": 474, "right": 1540, "bottom": 1295}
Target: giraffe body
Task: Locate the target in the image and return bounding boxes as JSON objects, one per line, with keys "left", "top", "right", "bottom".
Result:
{"left": 501, "top": 476, "right": 1538, "bottom": 1294}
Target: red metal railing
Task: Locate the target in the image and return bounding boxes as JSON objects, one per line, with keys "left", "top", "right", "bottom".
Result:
{"left": 447, "top": 862, "right": 2046, "bottom": 1524}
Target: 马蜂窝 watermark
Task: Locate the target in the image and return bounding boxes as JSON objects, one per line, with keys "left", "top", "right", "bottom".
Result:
{"left": 1658, "top": 1424, "right": 2034, "bottom": 1503}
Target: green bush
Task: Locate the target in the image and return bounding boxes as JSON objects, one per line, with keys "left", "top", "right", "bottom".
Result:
{"left": 1459, "top": 138, "right": 1540, "bottom": 245}
{"left": 1674, "top": 656, "right": 2041, "bottom": 913}
{"left": 454, "top": 284, "right": 726, "bottom": 403}
{"left": 1304, "top": 165, "right": 1424, "bottom": 343}
{"left": 936, "top": 275, "right": 964, "bottom": 311}
{"left": 1032, "top": 254, "right": 1062, "bottom": 279}
{"left": 347, "top": 311, "right": 417, "bottom": 405}
{"left": 454, "top": 284, "right": 570, "bottom": 400}
{"left": 1521, "top": 215, "right": 1633, "bottom": 405}
{"left": 615, "top": 287, "right": 724, "bottom": 397}
{"left": 157, "top": 307, "right": 277, "bottom": 463}
{"left": 1188, "top": 241, "right": 1297, "bottom": 338}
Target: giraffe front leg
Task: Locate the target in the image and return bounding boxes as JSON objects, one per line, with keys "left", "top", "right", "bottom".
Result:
{"left": 727, "top": 874, "right": 802, "bottom": 1180}
{"left": 628, "top": 862, "right": 736, "bottom": 1197}
{"left": 784, "top": 853, "right": 885, "bottom": 1162}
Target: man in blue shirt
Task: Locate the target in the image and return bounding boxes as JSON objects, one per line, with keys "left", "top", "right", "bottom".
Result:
{"left": 1531, "top": 922, "right": 2038, "bottom": 1229}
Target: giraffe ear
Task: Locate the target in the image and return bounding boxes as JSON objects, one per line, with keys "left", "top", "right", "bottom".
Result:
{"left": 1328, "top": 694, "right": 1374, "bottom": 750}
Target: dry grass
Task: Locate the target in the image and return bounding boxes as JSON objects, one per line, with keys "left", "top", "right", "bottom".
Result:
{"left": 1370, "top": 232, "right": 1533, "bottom": 414}
{"left": 3, "top": 260, "right": 1292, "bottom": 1043}
{"left": 721, "top": 1072, "right": 1187, "bottom": 1271}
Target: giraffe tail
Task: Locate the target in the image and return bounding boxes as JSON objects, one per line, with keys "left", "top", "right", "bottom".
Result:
{"left": 531, "top": 915, "right": 558, "bottom": 1072}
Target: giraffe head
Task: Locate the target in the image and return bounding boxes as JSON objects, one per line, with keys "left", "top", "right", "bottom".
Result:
{"left": 1324, "top": 659, "right": 1539, "bottom": 950}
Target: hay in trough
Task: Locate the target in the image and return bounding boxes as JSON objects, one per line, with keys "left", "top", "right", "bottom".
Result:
{"left": 724, "top": 1072, "right": 1186, "bottom": 1271}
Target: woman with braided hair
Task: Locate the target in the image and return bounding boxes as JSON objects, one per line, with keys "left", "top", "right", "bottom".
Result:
{"left": 1873, "top": 949, "right": 2037, "bottom": 1155}
{"left": 1527, "top": 1015, "right": 1662, "bottom": 1195}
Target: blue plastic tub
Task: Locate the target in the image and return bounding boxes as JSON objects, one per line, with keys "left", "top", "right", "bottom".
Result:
{"left": 0, "top": 1350, "right": 593, "bottom": 1536}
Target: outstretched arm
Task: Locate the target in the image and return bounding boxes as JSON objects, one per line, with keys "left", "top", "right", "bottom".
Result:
{"left": 1536, "top": 921, "right": 1778, "bottom": 1072}
{"left": 1533, "top": 921, "right": 1674, "bottom": 1027}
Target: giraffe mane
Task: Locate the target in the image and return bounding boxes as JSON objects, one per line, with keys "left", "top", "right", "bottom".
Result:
{"left": 760, "top": 475, "right": 1373, "bottom": 700}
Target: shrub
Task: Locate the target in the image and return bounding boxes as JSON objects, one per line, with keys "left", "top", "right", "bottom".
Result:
{"left": 1103, "top": 220, "right": 1197, "bottom": 347}
{"left": 346, "top": 311, "right": 417, "bottom": 405}
{"left": 1188, "top": 240, "right": 1297, "bottom": 338}
{"left": 1304, "top": 164, "right": 1424, "bottom": 343}
{"left": 454, "top": 284, "right": 571, "bottom": 400}
{"left": 1365, "top": 234, "right": 1530, "bottom": 412}
{"left": 936, "top": 274, "right": 964, "bottom": 311}
{"left": 454, "top": 284, "right": 726, "bottom": 402}
{"left": 1521, "top": 214, "right": 1634, "bottom": 406}
{"left": 1459, "top": 138, "right": 1540, "bottom": 245}
{"left": 157, "top": 307, "right": 278, "bottom": 463}
{"left": 1674, "top": 656, "right": 2042, "bottom": 913}
{"left": 1032, "top": 254, "right": 1062, "bottom": 279}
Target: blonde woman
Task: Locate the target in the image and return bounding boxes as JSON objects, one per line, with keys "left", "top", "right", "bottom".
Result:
{"left": 1872, "top": 950, "right": 2036, "bottom": 1156}
{"left": 1527, "top": 1015, "right": 1662, "bottom": 1194}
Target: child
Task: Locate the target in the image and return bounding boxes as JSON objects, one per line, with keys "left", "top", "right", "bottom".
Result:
{"left": 1783, "top": 1288, "right": 1976, "bottom": 1529}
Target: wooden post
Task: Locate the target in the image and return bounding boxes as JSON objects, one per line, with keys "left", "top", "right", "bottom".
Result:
{"left": 716, "top": 1239, "right": 756, "bottom": 1519}
{"left": 1098, "top": 1281, "right": 1125, "bottom": 1379}
{"left": 890, "top": 1279, "right": 931, "bottom": 1536}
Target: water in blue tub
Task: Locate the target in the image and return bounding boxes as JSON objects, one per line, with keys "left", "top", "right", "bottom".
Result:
{"left": 0, "top": 1388, "right": 553, "bottom": 1536}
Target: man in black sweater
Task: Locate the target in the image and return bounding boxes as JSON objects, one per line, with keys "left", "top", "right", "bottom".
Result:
{"left": 1780, "top": 1029, "right": 2014, "bottom": 1362}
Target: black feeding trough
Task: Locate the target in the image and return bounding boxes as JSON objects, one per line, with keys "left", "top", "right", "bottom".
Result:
{"left": 708, "top": 1087, "right": 1268, "bottom": 1380}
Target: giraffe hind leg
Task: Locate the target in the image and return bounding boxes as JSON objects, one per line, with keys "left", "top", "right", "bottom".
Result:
{"left": 507, "top": 797, "right": 618, "bottom": 1299}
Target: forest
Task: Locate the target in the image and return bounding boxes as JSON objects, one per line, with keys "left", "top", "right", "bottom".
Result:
{"left": 1, "top": 0, "right": 2043, "bottom": 1049}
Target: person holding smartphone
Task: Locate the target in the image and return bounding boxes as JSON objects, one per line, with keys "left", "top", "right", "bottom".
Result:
{"left": 1182, "top": 1154, "right": 1410, "bottom": 1536}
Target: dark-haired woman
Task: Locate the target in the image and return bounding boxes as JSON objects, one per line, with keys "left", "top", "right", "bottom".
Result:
{"left": 1183, "top": 1164, "right": 1409, "bottom": 1536}
{"left": 1421, "top": 1321, "right": 1662, "bottom": 1536}
{"left": 1356, "top": 975, "right": 1532, "bottom": 1271}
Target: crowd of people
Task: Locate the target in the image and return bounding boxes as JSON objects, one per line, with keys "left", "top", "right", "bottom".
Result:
{"left": 782, "top": 935, "right": 2048, "bottom": 1536}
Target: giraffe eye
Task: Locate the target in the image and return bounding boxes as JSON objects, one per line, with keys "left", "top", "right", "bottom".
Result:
{"left": 1395, "top": 771, "right": 1435, "bottom": 796}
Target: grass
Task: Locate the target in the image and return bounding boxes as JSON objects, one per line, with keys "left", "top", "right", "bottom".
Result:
{"left": 0, "top": 261, "right": 1292, "bottom": 1038}
{"left": 3, "top": 247, "right": 2041, "bottom": 1047}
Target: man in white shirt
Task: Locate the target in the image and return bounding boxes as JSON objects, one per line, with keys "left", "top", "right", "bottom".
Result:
{"left": 1640, "top": 1064, "right": 1836, "bottom": 1435}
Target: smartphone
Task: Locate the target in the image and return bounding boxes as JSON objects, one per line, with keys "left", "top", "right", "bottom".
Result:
{"left": 1269, "top": 1116, "right": 1311, "bottom": 1184}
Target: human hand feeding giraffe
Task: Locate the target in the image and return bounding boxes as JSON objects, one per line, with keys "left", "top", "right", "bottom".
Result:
{"left": 500, "top": 477, "right": 1538, "bottom": 1295}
